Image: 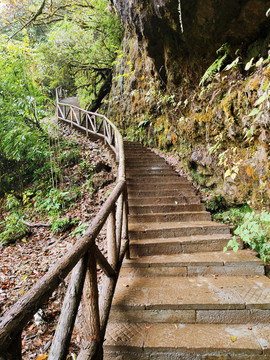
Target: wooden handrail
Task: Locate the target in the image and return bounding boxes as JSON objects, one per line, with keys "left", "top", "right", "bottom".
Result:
{"left": 0, "top": 87, "right": 128, "bottom": 360}
{"left": 56, "top": 89, "right": 125, "bottom": 181}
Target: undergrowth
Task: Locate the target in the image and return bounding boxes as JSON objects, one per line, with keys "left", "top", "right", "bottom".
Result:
{"left": 0, "top": 131, "right": 105, "bottom": 245}
{"left": 214, "top": 205, "right": 270, "bottom": 262}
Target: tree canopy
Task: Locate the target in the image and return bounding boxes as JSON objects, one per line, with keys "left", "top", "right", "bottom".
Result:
{"left": 0, "top": 0, "right": 123, "bottom": 194}
{"left": 0, "top": 0, "right": 123, "bottom": 106}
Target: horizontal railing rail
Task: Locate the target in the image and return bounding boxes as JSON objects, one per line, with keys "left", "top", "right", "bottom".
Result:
{"left": 0, "top": 87, "right": 128, "bottom": 360}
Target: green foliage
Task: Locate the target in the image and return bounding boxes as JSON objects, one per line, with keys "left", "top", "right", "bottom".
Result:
{"left": 35, "top": 188, "right": 75, "bottom": 215}
{"left": 223, "top": 237, "right": 240, "bottom": 254}
{"left": 0, "top": 209, "right": 28, "bottom": 245}
{"left": 60, "top": 149, "right": 81, "bottom": 167}
{"left": 37, "top": 0, "right": 123, "bottom": 106}
{"left": 78, "top": 159, "right": 93, "bottom": 177}
{"left": 225, "top": 211, "right": 270, "bottom": 262}
{"left": 0, "top": 1, "right": 121, "bottom": 245}
{"left": 5, "top": 193, "right": 21, "bottom": 210}
{"left": 0, "top": 0, "right": 122, "bottom": 187}
{"left": 205, "top": 194, "right": 226, "bottom": 213}
{"left": 51, "top": 217, "right": 79, "bottom": 234}
{"left": 213, "top": 205, "right": 252, "bottom": 225}
{"left": 71, "top": 222, "right": 89, "bottom": 238}
{"left": 224, "top": 56, "right": 240, "bottom": 71}
{"left": 0, "top": 34, "right": 50, "bottom": 194}
{"left": 138, "top": 116, "right": 150, "bottom": 128}
{"left": 199, "top": 44, "right": 229, "bottom": 86}
{"left": 245, "top": 78, "right": 270, "bottom": 140}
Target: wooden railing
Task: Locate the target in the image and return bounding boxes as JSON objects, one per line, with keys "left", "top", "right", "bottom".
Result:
{"left": 0, "top": 88, "right": 128, "bottom": 360}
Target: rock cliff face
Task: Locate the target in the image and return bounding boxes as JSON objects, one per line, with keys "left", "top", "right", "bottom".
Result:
{"left": 109, "top": 0, "right": 270, "bottom": 209}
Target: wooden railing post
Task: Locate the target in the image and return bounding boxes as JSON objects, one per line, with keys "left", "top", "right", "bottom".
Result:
{"left": 115, "top": 193, "right": 123, "bottom": 257}
{"left": 81, "top": 247, "right": 102, "bottom": 359}
{"left": 70, "top": 108, "right": 73, "bottom": 127}
{"left": 122, "top": 186, "right": 130, "bottom": 259}
{"left": 107, "top": 205, "right": 117, "bottom": 270}
{"left": 86, "top": 115, "right": 89, "bottom": 137}
{"left": 48, "top": 257, "right": 87, "bottom": 360}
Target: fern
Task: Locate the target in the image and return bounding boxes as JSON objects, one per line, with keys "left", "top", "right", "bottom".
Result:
{"left": 199, "top": 44, "right": 229, "bottom": 87}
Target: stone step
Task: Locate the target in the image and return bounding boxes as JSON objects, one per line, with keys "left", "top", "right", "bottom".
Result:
{"left": 120, "top": 250, "right": 264, "bottom": 277}
{"left": 129, "top": 203, "right": 206, "bottom": 214}
{"left": 129, "top": 234, "right": 236, "bottom": 256}
{"left": 126, "top": 162, "right": 170, "bottom": 168}
{"left": 125, "top": 153, "right": 161, "bottom": 158}
{"left": 127, "top": 182, "right": 194, "bottom": 191}
{"left": 124, "top": 147, "right": 154, "bottom": 152}
{"left": 105, "top": 141, "right": 270, "bottom": 360}
{"left": 128, "top": 211, "right": 211, "bottom": 223}
{"left": 125, "top": 158, "right": 167, "bottom": 163}
{"left": 129, "top": 221, "right": 230, "bottom": 240}
{"left": 128, "top": 189, "right": 197, "bottom": 198}
{"left": 127, "top": 164, "right": 171, "bottom": 170}
{"left": 109, "top": 276, "right": 270, "bottom": 324}
{"left": 128, "top": 196, "right": 201, "bottom": 206}
{"left": 124, "top": 143, "right": 144, "bottom": 149}
{"left": 104, "top": 323, "right": 270, "bottom": 359}
{"left": 127, "top": 175, "right": 189, "bottom": 184}
{"left": 126, "top": 169, "right": 176, "bottom": 176}
{"left": 124, "top": 146, "right": 151, "bottom": 150}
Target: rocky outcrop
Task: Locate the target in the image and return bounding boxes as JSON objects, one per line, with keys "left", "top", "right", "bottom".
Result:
{"left": 113, "top": 0, "right": 270, "bottom": 84}
{"left": 108, "top": 0, "right": 270, "bottom": 209}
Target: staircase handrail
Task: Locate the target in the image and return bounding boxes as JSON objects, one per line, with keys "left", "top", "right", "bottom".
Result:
{"left": 0, "top": 87, "right": 128, "bottom": 360}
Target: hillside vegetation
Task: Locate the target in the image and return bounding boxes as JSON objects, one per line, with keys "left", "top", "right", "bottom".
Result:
{"left": 0, "top": 0, "right": 122, "bottom": 245}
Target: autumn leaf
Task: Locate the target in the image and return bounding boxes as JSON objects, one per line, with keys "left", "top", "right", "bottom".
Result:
{"left": 231, "top": 336, "right": 237, "bottom": 342}
{"left": 36, "top": 355, "right": 48, "bottom": 360}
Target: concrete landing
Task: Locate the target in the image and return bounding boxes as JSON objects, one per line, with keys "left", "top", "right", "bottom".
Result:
{"left": 104, "top": 142, "right": 269, "bottom": 360}
{"left": 120, "top": 250, "right": 264, "bottom": 277}
{"left": 105, "top": 323, "right": 270, "bottom": 359}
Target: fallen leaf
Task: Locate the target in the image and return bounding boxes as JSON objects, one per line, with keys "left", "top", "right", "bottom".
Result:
{"left": 36, "top": 355, "right": 48, "bottom": 360}
{"left": 231, "top": 336, "right": 237, "bottom": 342}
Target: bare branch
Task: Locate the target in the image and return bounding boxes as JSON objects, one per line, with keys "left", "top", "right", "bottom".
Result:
{"left": 22, "top": 220, "right": 51, "bottom": 228}
{"left": 8, "top": 0, "right": 47, "bottom": 40}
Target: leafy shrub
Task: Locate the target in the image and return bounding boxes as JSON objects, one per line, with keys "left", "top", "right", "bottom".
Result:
{"left": 224, "top": 211, "right": 270, "bottom": 262}
{"left": 0, "top": 35, "right": 49, "bottom": 195}
{"left": 205, "top": 194, "right": 226, "bottom": 213}
{"left": 60, "top": 149, "right": 81, "bottom": 167}
{"left": 71, "top": 222, "right": 89, "bottom": 238}
{"left": 78, "top": 159, "right": 93, "bottom": 177}
{"left": 0, "top": 211, "right": 28, "bottom": 244}
{"left": 213, "top": 205, "right": 252, "bottom": 225}
{"left": 51, "top": 217, "right": 79, "bottom": 234}
{"left": 5, "top": 193, "right": 21, "bottom": 210}
{"left": 35, "top": 188, "right": 74, "bottom": 215}
{"left": 199, "top": 44, "right": 229, "bottom": 86}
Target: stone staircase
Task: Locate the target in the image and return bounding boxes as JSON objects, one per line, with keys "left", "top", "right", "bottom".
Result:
{"left": 104, "top": 142, "right": 270, "bottom": 359}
